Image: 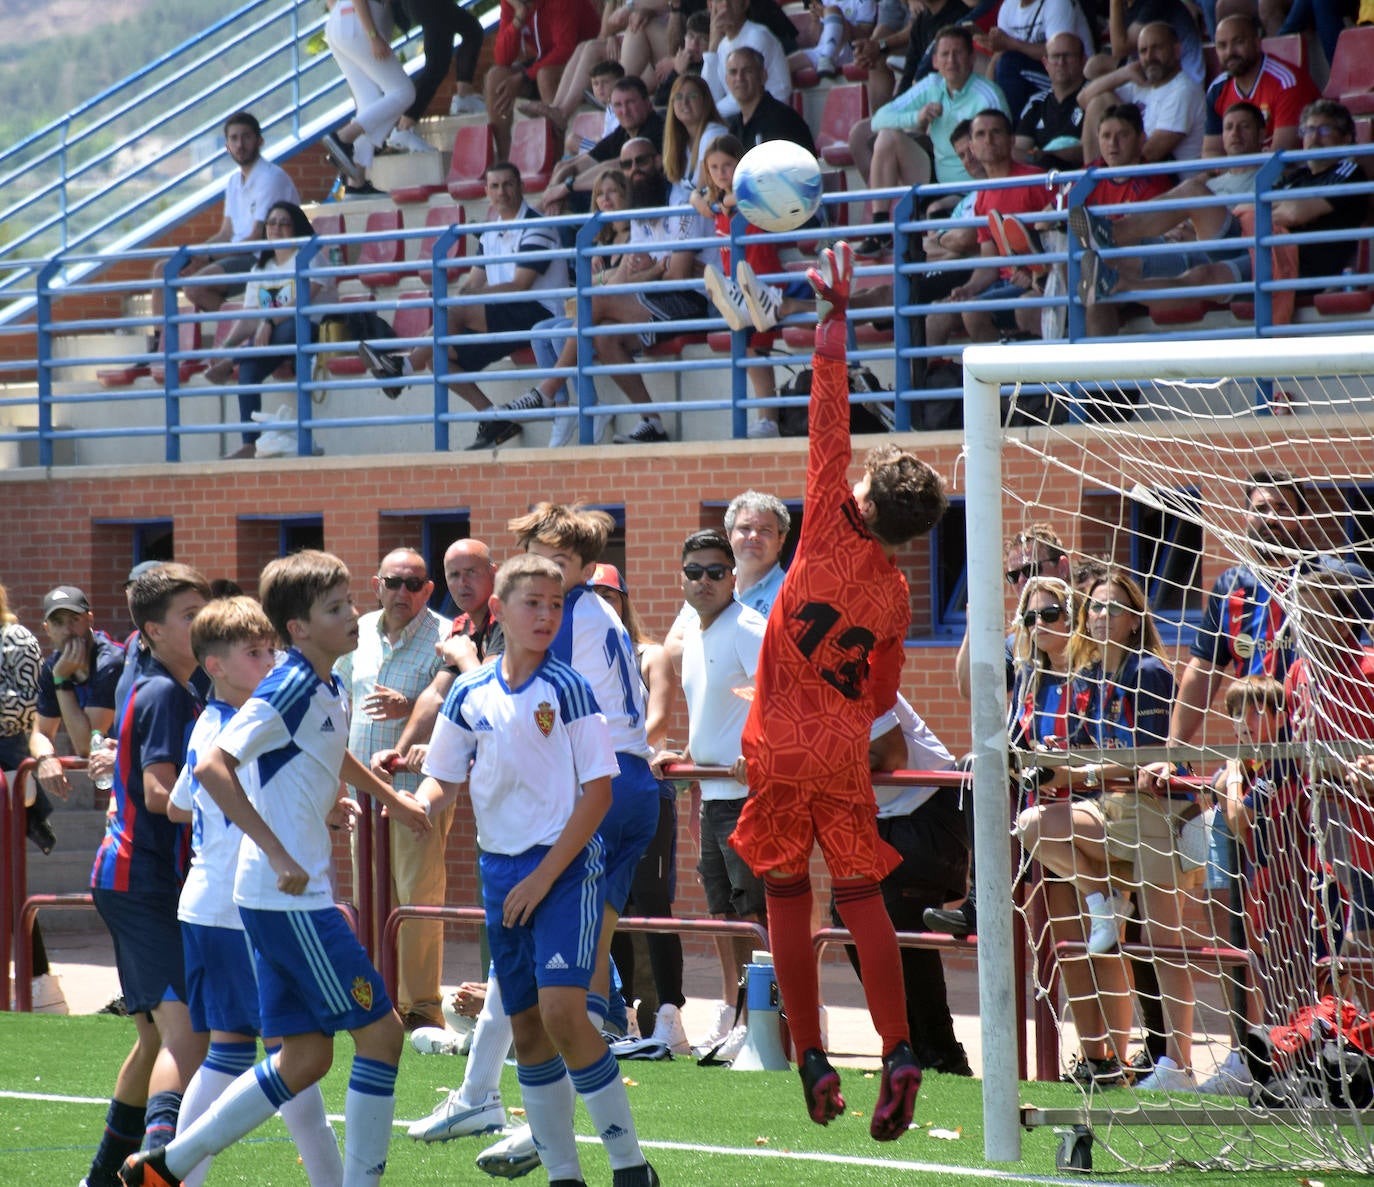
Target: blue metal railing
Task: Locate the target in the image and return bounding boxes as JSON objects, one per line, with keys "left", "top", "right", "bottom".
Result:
{"left": 5, "top": 143, "right": 1374, "bottom": 465}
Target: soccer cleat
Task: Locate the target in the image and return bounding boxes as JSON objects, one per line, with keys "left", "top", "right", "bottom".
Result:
{"left": 613, "top": 418, "right": 669, "bottom": 444}
{"left": 321, "top": 132, "right": 365, "bottom": 187}
{"left": 119, "top": 1148, "right": 182, "bottom": 1187}
{"left": 870, "top": 1040, "right": 922, "bottom": 1141}
{"left": 476, "top": 1123, "right": 541, "bottom": 1179}
{"left": 611, "top": 1162, "right": 660, "bottom": 1186}
{"left": 467, "top": 418, "right": 522, "bottom": 450}
{"left": 649, "top": 1002, "right": 691, "bottom": 1055}
{"left": 358, "top": 339, "right": 403, "bottom": 383}
{"left": 501, "top": 387, "right": 552, "bottom": 418}
{"left": 736, "top": 260, "right": 783, "bottom": 332}
{"left": 1068, "top": 205, "right": 1114, "bottom": 254}
{"left": 386, "top": 126, "right": 437, "bottom": 154}
{"left": 703, "top": 264, "right": 751, "bottom": 331}
{"left": 409, "top": 1025, "right": 470, "bottom": 1056}
{"left": 1134, "top": 1054, "right": 1199, "bottom": 1094}
{"left": 799, "top": 1046, "right": 845, "bottom": 1126}
{"left": 408, "top": 1090, "right": 507, "bottom": 1141}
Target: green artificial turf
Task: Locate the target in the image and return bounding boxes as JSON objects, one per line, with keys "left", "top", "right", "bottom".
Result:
{"left": 2, "top": 1013, "right": 1372, "bottom": 1185}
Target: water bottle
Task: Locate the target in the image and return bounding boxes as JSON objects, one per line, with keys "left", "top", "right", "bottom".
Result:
{"left": 90, "top": 730, "right": 114, "bottom": 792}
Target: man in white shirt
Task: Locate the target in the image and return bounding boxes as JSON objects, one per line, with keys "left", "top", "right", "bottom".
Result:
{"left": 1079, "top": 21, "right": 1205, "bottom": 162}
{"left": 700, "top": 0, "right": 792, "bottom": 119}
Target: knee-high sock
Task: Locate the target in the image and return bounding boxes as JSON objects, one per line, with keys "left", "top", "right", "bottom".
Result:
{"left": 834, "top": 880, "right": 909, "bottom": 1055}
{"left": 86, "top": 1099, "right": 146, "bottom": 1187}
{"left": 459, "top": 969, "right": 512, "bottom": 1105}
{"left": 342, "top": 1057, "right": 397, "bottom": 1187}
{"left": 816, "top": 12, "right": 844, "bottom": 61}
{"left": 163, "top": 1058, "right": 295, "bottom": 1180}
{"left": 765, "top": 874, "right": 823, "bottom": 1053}
{"left": 178, "top": 1041, "right": 257, "bottom": 1187}
{"left": 570, "top": 1049, "right": 645, "bottom": 1171}
{"left": 518, "top": 1055, "right": 580, "bottom": 1182}
{"left": 264, "top": 1042, "right": 343, "bottom": 1187}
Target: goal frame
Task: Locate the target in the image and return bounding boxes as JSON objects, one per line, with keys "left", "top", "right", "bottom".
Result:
{"left": 959, "top": 333, "right": 1374, "bottom": 1164}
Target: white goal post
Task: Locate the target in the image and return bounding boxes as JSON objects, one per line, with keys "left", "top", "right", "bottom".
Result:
{"left": 961, "top": 333, "right": 1374, "bottom": 1170}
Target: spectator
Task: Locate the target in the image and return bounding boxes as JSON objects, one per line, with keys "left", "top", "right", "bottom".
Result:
{"left": 1202, "top": 13, "right": 1319, "bottom": 156}
{"left": 663, "top": 73, "right": 730, "bottom": 188}
{"left": 1014, "top": 32, "right": 1088, "bottom": 170}
{"left": 483, "top": 0, "right": 601, "bottom": 159}
{"left": 1082, "top": 101, "right": 1368, "bottom": 305}
{"left": 1095, "top": 0, "right": 1207, "bottom": 87}
{"left": 334, "top": 548, "right": 450, "bottom": 1031}
{"left": 147, "top": 112, "right": 299, "bottom": 350}
{"left": 389, "top": 0, "right": 487, "bottom": 147}
{"left": 501, "top": 138, "right": 712, "bottom": 446}
{"left": 788, "top": 0, "right": 877, "bottom": 80}
{"left": 853, "top": 0, "right": 974, "bottom": 111}
{"left": 653, "top": 11, "right": 712, "bottom": 107}
{"left": 926, "top": 109, "right": 1053, "bottom": 349}
{"left": 700, "top": 0, "right": 793, "bottom": 120}
{"left": 517, "top": 6, "right": 632, "bottom": 136}
{"left": 1079, "top": 21, "right": 1206, "bottom": 163}
{"left": 724, "top": 45, "right": 817, "bottom": 152}
{"left": 320, "top": 0, "right": 420, "bottom": 195}
{"left": 853, "top": 26, "right": 1008, "bottom": 254}
{"left": 366, "top": 163, "right": 568, "bottom": 451}
{"left": 975, "top": 0, "right": 1096, "bottom": 123}
{"left": 203, "top": 202, "right": 339, "bottom": 460}
{"left": 541, "top": 76, "right": 667, "bottom": 210}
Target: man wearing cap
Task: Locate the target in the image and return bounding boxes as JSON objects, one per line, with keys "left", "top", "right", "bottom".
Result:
{"left": 28, "top": 585, "right": 124, "bottom": 801}
{"left": 335, "top": 546, "right": 451, "bottom": 1030}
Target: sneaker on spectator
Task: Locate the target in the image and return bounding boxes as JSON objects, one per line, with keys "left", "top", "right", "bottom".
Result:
{"left": 814, "top": 53, "right": 839, "bottom": 78}
{"left": 321, "top": 132, "right": 365, "bottom": 187}
{"left": 854, "top": 234, "right": 889, "bottom": 258}
{"left": 747, "top": 417, "right": 780, "bottom": 439}
{"left": 1060, "top": 1053, "right": 1125, "bottom": 1087}
{"left": 1068, "top": 206, "right": 1114, "bottom": 254}
{"left": 1125, "top": 1048, "right": 1155, "bottom": 1084}
{"left": 477, "top": 1123, "right": 541, "bottom": 1179}
{"left": 1079, "top": 249, "right": 1119, "bottom": 306}
{"left": 548, "top": 407, "right": 578, "bottom": 447}
{"left": 736, "top": 260, "right": 783, "bottom": 332}
{"left": 450, "top": 93, "right": 487, "bottom": 116}
{"left": 1002, "top": 214, "right": 1046, "bottom": 274}
{"left": 501, "top": 387, "right": 552, "bottom": 418}
{"left": 716, "top": 1024, "right": 749, "bottom": 1061}
{"left": 359, "top": 340, "right": 403, "bottom": 383}
{"left": 409, "top": 1090, "right": 507, "bottom": 1141}
{"left": 1198, "top": 1049, "right": 1253, "bottom": 1097}
{"left": 467, "top": 418, "right": 522, "bottom": 450}
{"left": 1085, "top": 889, "right": 1133, "bottom": 954}
{"left": 649, "top": 1003, "right": 691, "bottom": 1054}
{"left": 343, "top": 181, "right": 386, "bottom": 198}
{"left": 386, "top": 126, "right": 436, "bottom": 154}
{"left": 613, "top": 418, "right": 668, "bottom": 444}
{"left": 703, "top": 264, "right": 751, "bottom": 331}
{"left": 1134, "top": 1054, "right": 1199, "bottom": 1094}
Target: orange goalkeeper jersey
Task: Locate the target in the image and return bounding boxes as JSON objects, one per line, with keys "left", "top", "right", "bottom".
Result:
{"left": 741, "top": 352, "right": 908, "bottom": 786}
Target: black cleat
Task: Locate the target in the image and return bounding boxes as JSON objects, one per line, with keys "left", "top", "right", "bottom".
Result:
{"left": 870, "top": 1040, "right": 921, "bottom": 1141}
{"left": 799, "top": 1046, "right": 845, "bottom": 1125}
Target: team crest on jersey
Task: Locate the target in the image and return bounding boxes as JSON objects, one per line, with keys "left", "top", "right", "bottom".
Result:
{"left": 534, "top": 701, "right": 555, "bottom": 737}
{"left": 350, "top": 976, "right": 373, "bottom": 1010}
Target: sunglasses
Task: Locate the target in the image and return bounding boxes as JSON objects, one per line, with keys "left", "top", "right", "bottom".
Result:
{"left": 1021, "top": 604, "right": 1066, "bottom": 628}
{"left": 1004, "top": 558, "right": 1056, "bottom": 586}
{"left": 683, "top": 563, "right": 732, "bottom": 582}
{"left": 619, "top": 152, "right": 655, "bottom": 168}
{"left": 379, "top": 575, "right": 427, "bottom": 592}
{"left": 1087, "top": 599, "right": 1133, "bottom": 617}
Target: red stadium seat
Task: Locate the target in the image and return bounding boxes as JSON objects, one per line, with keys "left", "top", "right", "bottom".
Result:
{"left": 511, "top": 118, "right": 557, "bottom": 192}
{"left": 1314, "top": 242, "right": 1373, "bottom": 315}
{"left": 1324, "top": 26, "right": 1374, "bottom": 115}
{"left": 357, "top": 210, "right": 405, "bottom": 289}
{"left": 415, "top": 204, "right": 468, "bottom": 288}
{"left": 1260, "top": 33, "right": 1307, "bottom": 73}
{"left": 1202, "top": 42, "right": 1221, "bottom": 87}
{"left": 816, "top": 85, "right": 868, "bottom": 168}
{"left": 311, "top": 212, "right": 350, "bottom": 267}
{"left": 792, "top": 63, "right": 820, "bottom": 89}
{"left": 1146, "top": 299, "right": 1220, "bottom": 325}
{"left": 842, "top": 62, "right": 869, "bottom": 82}
{"left": 448, "top": 124, "right": 495, "bottom": 199}
{"left": 392, "top": 292, "right": 435, "bottom": 341}
{"left": 150, "top": 318, "right": 204, "bottom": 383}
{"left": 567, "top": 110, "right": 605, "bottom": 151}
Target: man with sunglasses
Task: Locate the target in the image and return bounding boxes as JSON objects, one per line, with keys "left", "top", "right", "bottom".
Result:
{"left": 334, "top": 547, "right": 451, "bottom": 1030}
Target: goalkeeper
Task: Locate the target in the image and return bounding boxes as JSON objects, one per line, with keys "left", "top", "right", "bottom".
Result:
{"left": 729, "top": 241, "right": 949, "bottom": 1141}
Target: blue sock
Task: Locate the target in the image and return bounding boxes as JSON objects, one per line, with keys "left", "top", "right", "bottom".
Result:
{"left": 142, "top": 1089, "right": 182, "bottom": 1152}
{"left": 87, "top": 1098, "right": 145, "bottom": 1184}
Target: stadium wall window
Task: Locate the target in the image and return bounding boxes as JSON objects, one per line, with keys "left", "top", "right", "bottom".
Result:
{"left": 236, "top": 514, "right": 325, "bottom": 581}
{"left": 930, "top": 498, "right": 967, "bottom": 641}
{"left": 91, "top": 517, "right": 175, "bottom": 620}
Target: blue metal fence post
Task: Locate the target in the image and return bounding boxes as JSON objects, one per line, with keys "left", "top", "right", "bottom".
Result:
{"left": 574, "top": 215, "right": 599, "bottom": 445}
{"left": 35, "top": 261, "right": 59, "bottom": 468}
{"left": 432, "top": 225, "right": 461, "bottom": 452}
{"left": 727, "top": 210, "right": 749, "bottom": 439}
{"left": 163, "top": 247, "right": 192, "bottom": 463}
{"left": 295, "top": 239, "right": 320, "bottom": 458}
{"left": 892, "top": 190, "right": 915, "bottom": 431}
{"left": 1251, "top": 154, "right": 1285, "bottom": 410}
{"left": 1064, "top": 173, "right": 1095, "bottom": 345}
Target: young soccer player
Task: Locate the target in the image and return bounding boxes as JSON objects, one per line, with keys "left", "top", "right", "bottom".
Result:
{"left": 730, "top": 241, "right": 949, "bottom": 1140}
{"left": 120, "top": 551, "right": 431, "bottom": 1187}
{"left": 416, "top": 552, "right": 658, "bottom": 1186}
{"left": 85, "top": 564, "right": 210, "bottom": 1187}
{"left": 164, "top": 595, "right": 342, "bottom": 1186}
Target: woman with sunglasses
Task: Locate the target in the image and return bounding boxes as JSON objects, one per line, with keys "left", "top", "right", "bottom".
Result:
{"left": 662, "top": 74, "right": 728, "bottom": 190}
{"left": 205, "top": 202, "right": 338, "bottom": 459}
{"left": 1011, "top": 575, "right": 1134, "bottom": 1086}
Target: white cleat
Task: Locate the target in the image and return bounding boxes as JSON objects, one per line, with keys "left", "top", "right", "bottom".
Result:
{"left": 407, "top": 1090, "right": 507, "bottom": 1141}
{"left": 476, "top": 1123, "right": 541, "bottom": 1178}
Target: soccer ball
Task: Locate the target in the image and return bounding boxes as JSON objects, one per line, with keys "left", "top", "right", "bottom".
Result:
{"left": 732, "top": 140, "right": 823, "bottom": 234}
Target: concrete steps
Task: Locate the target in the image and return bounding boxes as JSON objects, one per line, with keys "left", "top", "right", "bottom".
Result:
{"left": 23, "top": 790, "right": 108, "bottom": 935}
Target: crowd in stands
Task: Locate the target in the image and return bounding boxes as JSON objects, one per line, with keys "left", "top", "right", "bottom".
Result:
{"left": 141, "top": 0, "right": 1374, "bottom": 456}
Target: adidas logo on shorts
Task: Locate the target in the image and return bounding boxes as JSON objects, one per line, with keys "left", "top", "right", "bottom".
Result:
{"left": 544, "top": 952, "right": 569, "bottom": 971}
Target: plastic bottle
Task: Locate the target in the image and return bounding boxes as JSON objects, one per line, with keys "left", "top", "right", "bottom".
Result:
{"left": 90, "top": 730, "right": 114, "bottom": 791}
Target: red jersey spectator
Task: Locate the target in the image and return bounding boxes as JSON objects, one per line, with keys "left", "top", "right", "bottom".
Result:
{"left": 1202, "top": 13, "right": 1319, "bottom": 156}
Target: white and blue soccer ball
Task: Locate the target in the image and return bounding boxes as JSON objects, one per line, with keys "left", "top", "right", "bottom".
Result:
{"left": 732, "top": 140, "right": 823, "bottom": 234}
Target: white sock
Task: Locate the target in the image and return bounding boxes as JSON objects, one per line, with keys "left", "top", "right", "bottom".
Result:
{"left": 816, "top": 13, "right": 844, "bottom": 60}
{"left": 163, "top": 1059, "right": 290, "bottom": 1180}
{"left": 570, "top": 1050, "right": 644, "bottom": 1170}
{"left": 176, "top": 1041, "right": 255, "bottom": 1187}
{"left": 518, "top": 1055, "right": 580, "bottom": 1181}
{"left": 281, "top": 1084, "right": 343, "bottom": 1186}
{"left": 342, "top": 1058, "right": 397, "bottom": 1187}
{"left": 460, "top": 972, "right": 512, "bottom": 1106}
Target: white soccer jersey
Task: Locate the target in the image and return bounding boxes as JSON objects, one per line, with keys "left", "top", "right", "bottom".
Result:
{"left": 216, "top": 648, "right": 348, "bottom": 912}
{"left": 424, "top": 655, "right": 619, "bottom": 856}
{"left": 549, "top": 585, "right": 653, "bottom": 760}
{"left": 172, "top": 700, "right": 251, "bottom": 930}
{"left": 681, "top": 600, "right": 766, "bottom": 801}
{"left": 869, "top": 694, "right": 955, "bottom": 817}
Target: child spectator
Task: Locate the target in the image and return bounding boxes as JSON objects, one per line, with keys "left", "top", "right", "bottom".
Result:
{"left": 653, "top": 11, "right": 711, "bottom": 107}
{"left": 165, "top": 596, "right": 342, "bottom": 1186}
{"left": 119, "top": 551, "right": 431, "bottom": 1187}
{"left": 731, "top": 241, "right": 948, "bottom": 1138}
{"left": 417, "top": 553, "right": 659, "bottom": 1186}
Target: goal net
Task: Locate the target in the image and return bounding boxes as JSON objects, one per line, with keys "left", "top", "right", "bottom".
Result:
{"left": 961, "top": 334, "right": 1374, "bottom": 1173}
